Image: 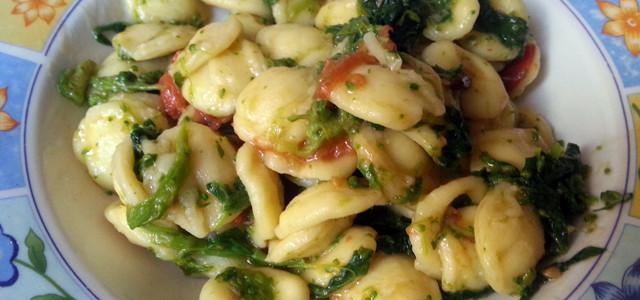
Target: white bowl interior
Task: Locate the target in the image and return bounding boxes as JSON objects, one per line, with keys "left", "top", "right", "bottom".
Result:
{"left": 24, "top": 0, "right": 635, "bottom": 299}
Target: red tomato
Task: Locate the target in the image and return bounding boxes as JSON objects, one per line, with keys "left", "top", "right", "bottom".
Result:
{"left": 500, "top": 43, "right": 537, "bottom": 94}
{"left": 159, "top": 72, "right": 187, "bottom": 120}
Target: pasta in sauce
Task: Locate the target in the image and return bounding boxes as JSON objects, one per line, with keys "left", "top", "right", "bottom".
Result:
{"left": 58, "top": 0, "right": 612, "bottom": 299}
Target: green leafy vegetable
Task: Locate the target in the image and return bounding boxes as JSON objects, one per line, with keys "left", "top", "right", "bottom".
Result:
{"left": 360, "top": 0, "right": 426, "bottom": 51}
{"left": 127, "top": 122, "right": 190, "bottom": 229}
{"left": 442, "top": 286, "right": 494, "bottom": 300}
{"left": 217, "top": 267, "right": 275, "bottom": 300}
{"left": 472, "top": 143, "right": 593, "bottom": 256}
{"left": 57, "top": 59, "right": 97, "bottom": 105}
{"left": 130, "top": 119, "right": 162, "bottom": 181}
{"left": 474, "top": 0, "right": 529, "bottom": 51}
{"left": 519, "top": 247, "right": 605, "bottom": 299}
{"left": 206, "top": 179, "right": 251, "bottom": 215}
{"left": 88, "top": 70, "right": 163, "bottom": 106}
{"left": 594, "top": 190, "right": 633, "bottom": 211}
{"left": 309, "top": 247, "right": 375, "bottom": 299}
{"left": 92, "top": 21, "right": 130, "bottom": 46}
{"left": 424, "top": 0, "right": 454, "bottom": 24}
{"left": 431, "top": 106, "right": 472, "bottom": 169}
{"left": 325, "top": 16, "right": 382, "bottom": 55}
{"left": 354, "top": 206, "right": 413, "bottom": 255}
{"left": 288, "top": 100, "right": 362, "bottom": 156}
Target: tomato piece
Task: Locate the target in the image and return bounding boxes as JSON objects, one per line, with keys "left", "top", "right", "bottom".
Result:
{"left": 316, "top": 50, "right": 378, "bottom": 100}
{"left": 500, "top": 43, "right": 537, "bottom": 94}
{"left": 379, "top": 25, "right": 398, "bottom": 51}
{"left": 159, "top": 72, "right": 188, "bottom": 120}
{"left": 192, "top": 110, "right": 229, "bottom": 132}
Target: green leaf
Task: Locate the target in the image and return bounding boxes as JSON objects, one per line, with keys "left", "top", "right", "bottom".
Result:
{"left": 216, "top": 267, "right": 275, "bottom": 300}
{"left": 206, "top": 179, "right": 251, "bottom": 215}
{"left": 309, "top": 247, "right": 375, "bottom": 298}
{"left": 57, "top": 59, "right": 97, "bottom": 105}
{"left": 92, "top": 21, "right": 130, "bottom": 46}
{"left": 127, "top": 122, "right": 190, "bottom": 229}
{"left": 594, "top": 191, "right": 633, "bottom": 212}
{"left": 25, "top": 229, "right": 47, "bottom": 274}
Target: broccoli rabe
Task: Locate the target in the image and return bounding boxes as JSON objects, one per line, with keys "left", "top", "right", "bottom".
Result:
{"left": 325, "top": 16, "right": 383, "bottom": 55}
{"left": 57, "top": 59, "right": 97, "bottom": 105}
{"left": 288, "top": 99, "right": 362, "bottom": 157}
{"left": 431, "top": 106, "right": 472, "bottom": 169}
{"left": 206, "top": 179, "right": 251, "bottom": 215}
{"left": 127, "top": 122, "right": 190, "bottom": 229}
{"left": 472, "top": 142, "right": 631, "bottom": 256}
{"left": 354, "top": 206, "right": 413, "bottom": 255}
{"left": 474, "top": 0, "right": 529, "bottom": 52}
{"left": 92, "top": 21, "right": 131, "bottom": 46}
{"left": 309, "top": 247, "right": 375, "bottom": 299}
{"left": 519, "top": 246, "right": 605, "bottom": 300}
{"left": 216, "top": 267, "right": 275, "bottom": 300}
{"left": 130, "top": 119, "right": 162, "bottom": 181}
{"left": 360, "top": 0, "right": 425, "bottom": 51}
{"left": 88, "top": 70, "right": 163, "bottom": 106}
{"left": 58, "top": 59, "right": 164, "bottom": 106}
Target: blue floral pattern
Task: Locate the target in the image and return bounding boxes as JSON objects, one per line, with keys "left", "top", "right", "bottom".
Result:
{"left": 592, "top": 258, "right": 640, "bottom": 300}
{"left": 0, "top": 224, "right": 18, "bottom": 287}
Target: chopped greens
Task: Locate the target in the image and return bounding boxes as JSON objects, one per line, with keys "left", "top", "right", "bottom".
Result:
{"left": 57, "top": 59, "right": 97, "bottom": 105}
{"left": 88, "top": 70, "right": 163, "bottom": 106}
{"left": 325, "top": 16, "right": 382, "bottom": 55}
{"left": 92, "top": 21, "right": 130, "bottom": 46}
{"left": 354, "top": 206, "right": 413, "bottom": 255}
{"left": 130, "top": 119, "right": 162, "bottom": 181}
{"left": 288, "top": 100, "right": 362, "bottom": 157}
{"left": 127, "top": 122, "right": 190, "bottom": 229}
{"left": 472, "top": 143, "right": 595, "bottom": 256}
{"left": 360, "top": 0, "right": 426, "bottom": 51}
{"left": 431, "top": 106, "right": 472, "bottom": 169}
{"left": 474, "top": 0, "right": 529, "bottom": 52}
{"left": 206, "top": 179, "right": 251, "bottom": 215}
{"left": 309, "top": 247, "right": 375, "bottom": 299}
{"left": 217, "top": 267, "right": 275, "bottom": 300}
{"left": 519, "top": 247, "right": 605, "bottom": 299}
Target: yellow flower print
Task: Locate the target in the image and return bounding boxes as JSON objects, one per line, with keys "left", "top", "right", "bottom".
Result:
{"left": 597, "top": 0, "right": 640, "bottom": 56}
{"left": 0, "top": 87, "right": 19, "bottom": 132}
{"left": 11, "top": 0, "right": 67, "bottom": 27}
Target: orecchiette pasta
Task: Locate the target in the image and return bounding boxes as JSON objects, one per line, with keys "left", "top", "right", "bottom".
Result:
{"left": 422, "top": 40, "right": 509, "bottom": 120}
{"left": 314, "top": 0, "right": 360, "bottom": 29}
{"left": 270, "top": 0, "right": 321, "bottom": 26}
{"left": 333, "top": 255, "right": 442, "bottom": 300}
{"left": 256, "top": 23, "right": 332, "bottom": 68}
{"left": 300, "top": 226, "right": 377, "bottom": 287}
{"left": 469, "top": 128, "right": 549, "bottom": 171}
{"left": 168, "top": 18, "right": 243, "bottom": 77}
{"left": 266, "top": 217, "right": 353, "bottom": 263}
{"left": 73, "top": 95, "right": 169, "bottom": 190}
{"left": 235, "top": 143, "right": 284, "bottom": 248}
{"left": 423, "top": 0, "right": 480, "bottom": 41}
{"left": 200, "top": 0, "right": 271, "bottom": 18}
{"left": 181, "top": 38, "right": 267, "bottom": 117}
{"left": 125, "top": 0, "right": 208, "bottom": 23}
{"left": 474, "top": 182, "right": 545, "bottom": 294}
{"left": 112, "top": 23, "right": 197, "bottom": 61}
{"left": 60, "top": 0, "right": 599, "bottom": 298}
{"left": 328, "top": 64, "right": 445, "bottom": 131}
{"left": 274, "top": 181, "right": 384, "bottom": 238}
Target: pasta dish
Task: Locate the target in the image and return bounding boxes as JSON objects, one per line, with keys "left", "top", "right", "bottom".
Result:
{"left": 56, "top": 0, "right": 630, "bottom": 299}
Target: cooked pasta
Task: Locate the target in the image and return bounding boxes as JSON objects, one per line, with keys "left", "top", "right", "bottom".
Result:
{"left": 59, "top": 0, "right": 614, "bottom": 299}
